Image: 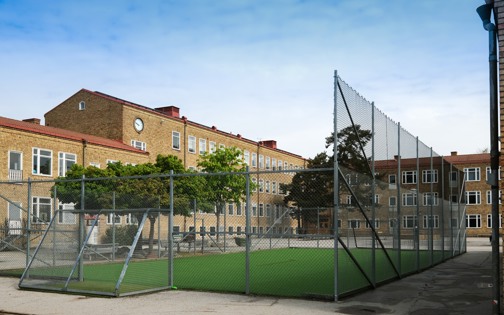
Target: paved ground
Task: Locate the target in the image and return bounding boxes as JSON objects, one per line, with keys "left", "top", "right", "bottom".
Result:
{"left": 0, "top": 238, "right": 495, "bottom": 315}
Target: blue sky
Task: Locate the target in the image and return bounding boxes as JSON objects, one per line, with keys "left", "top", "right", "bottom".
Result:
{"left": 0, "top": 0, "right": 490, "bottom": 158}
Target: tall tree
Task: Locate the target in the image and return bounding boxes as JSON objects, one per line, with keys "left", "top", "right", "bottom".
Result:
{"left": 197, "top": 147, "right": 248, "bottom": 241}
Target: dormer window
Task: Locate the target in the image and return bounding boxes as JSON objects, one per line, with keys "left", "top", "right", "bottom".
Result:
{"left": 79, "top": 101, "right": 86, "bottom": 111}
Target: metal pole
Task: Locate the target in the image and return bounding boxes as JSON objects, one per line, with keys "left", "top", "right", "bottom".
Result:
{"left": 396, "top": 123, "right": 402, "bottom": 276}
{"left": 371, "top": 101, "right": 376, "bottom": 286}
{"left": 79, "top": 175, "right": 85, "bottom": 282}
{"left": 168, "top": 170, "right": 174, "bottom": 288}
{"left": 245, "top": 166, "right": 251, "bottom": 294}
{"left": 333, "top": 70, "right": 340, "bottom": 301}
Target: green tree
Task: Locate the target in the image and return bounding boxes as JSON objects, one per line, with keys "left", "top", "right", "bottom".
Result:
{"left": 197, "top": 147, "right": 248, "bottom": 241}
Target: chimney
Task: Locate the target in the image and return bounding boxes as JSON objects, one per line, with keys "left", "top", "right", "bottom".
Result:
{"left": 23, "top": 118, "right": 41, "bottom": 125}
{"left": 393, "top": 155, "right": 400, "bottom": 160}
{"left": 155, "top": 106, "right": 180, "bottom": 118}
{"left": 451, "top": 151, "right": 458, "bottom": 156}
{"left": 262, "top": 140, "right": 277, "bottom": 149}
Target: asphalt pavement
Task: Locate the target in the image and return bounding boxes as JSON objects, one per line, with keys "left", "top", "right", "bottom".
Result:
{"left": 0, "top": 238, "right": 495, "bottom": 315}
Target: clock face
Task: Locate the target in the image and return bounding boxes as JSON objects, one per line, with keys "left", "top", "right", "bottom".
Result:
{"left": 134, "top": 118, "right": 144, "bottom": 132}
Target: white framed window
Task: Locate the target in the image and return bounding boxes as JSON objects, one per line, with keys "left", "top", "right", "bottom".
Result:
{"left": 449, "top": 171, "right": 458, "bottom": 187}
{"left": 272, "top": 158, "right": 277, "bottom": 170}
{"left": 423, "top": 215, "right": 439, "bottom": 228}
{"left": 284, "top": 161, "right": 288, "bottom": 171}
{"left": 32, "top": 197, "right": 51, "bottom": 223}
{"left": 486, "top": 166, "right": 502, "bottom": 181}
{"left": 89, "top": 162, "right": 101, "bottom": 168}
{"left": 346, "top": 195, "right": 353, "bottom": 205}
{"left": 402, "top": 192, "right": 417, "bottom": 206}
{"left": 79, "top": 101, "right": 86, "bottom": 110}
{"left": 228, "top": 203, "right": 234, "bottom": 215}
{"left": 365, "top": 219, "right": 380, "bottom": 229}
{"left": 259, "top": 179, "right": 264, "bottom": 192}
{"left": 107, "top": 213, "right": 122, "bottom": 225}
{"left": 423, "top": 192, "right": 439, "bottom": 206}
{"left": 243, "top": 150, "right": 250, "bottom": 165}
{"left": 422, "top": 169, "right": 438, "bottom": 183}
{"left": 251, "top": 153, "right": 257, "bottom": 167}
{"left": 228, "top": 226, "right": 234, "bottom": 235}
{"left": 265, "top": 156, "right": 270, "bottom": 170}
{"left": 58, "top": 203, "right": 76, "bottom": 225}
{"left": 8, "top": 151, "right": 23, "bottom": 181}
{"left": 188, "top": 135, "right": 196, "bottom": 153}
{"left": 389, "top": 174, "right": 397, "bottom": 189}
{"left": 106, "top": 159, "right": 118, "bottom": 165}
{"left": 172, "top": 131, "right": 180, "bottom": 150}
{"left": 389, "top": 196, "right": 397, "bottom": 207}
{"left": 236, "top": 203, "right": 242, "bottom": 216}
{"left": 59, "top": 152, "right": 77, "bottom": 177}
{"left": 252, "top": 178, "right": 257, "bottom": 192}
{"left": 32, "top": 148, "right": 52, "bottom": 176}
{"left": 464, "top": 167, "right": 481, "bottom": 181}
{"left": 348, "top": 219, "right": 360, "bottom": 229}
{"left": 131, "top": 140, "right": 147, "bottom": 151}
{"left": 272, "top": 181, "right": 277, "bottom": 194}
{"left": 486, "top": 190, "right": 502, "bottom": 204}
{"left": 487, "top": 214, "right": 503, "bottom": 228}
{"left": 278, "top": 160, "right": 283, "bottom": 171}
{"left": 199, "top": 139, "right": 207, "bottom": 154}
{"left": 259, "top": 204, "right": 264, "bottom": 217}
{"left": 402, "top": 171, "right": 417, "bottom": 184}
{"left": 402, "top": 215, "right": 417, "bottom": 229}
{"left": 252, "top": 204, "right": 257, "bottom": 217}
{"left": 466, "top": 191, "right": 481, "bottom": 205}
{"left": 126, "top": 213, "right": 138, "bottom": 225}
{"left": 466, "top": 214, "right": 481, "bottom": 228}
{"left": 209, "top": 141, "right": 217, "bottom": 153}
{"left": 373, "top": 194, "right": 380, "bottom": 204}
{"left": 266, "top": 204, "right": 271, "bottom": 217}
{"left": 219, "top": 144, "right": 225, "bottom": 149}
{"left": 265, "top": 181, "right": 270, "bottom": 193}
{"left": 259, "top": 155, "right": 264, "bottom": 169}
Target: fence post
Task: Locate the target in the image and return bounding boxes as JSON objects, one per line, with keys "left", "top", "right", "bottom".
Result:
{"left": 396, "top": 123, "right": 402, "bottom": 276}
{"left": 79, "top": 175, "right": 85, "bottom": 282}
{"left": 26, "top": 177, "right": 32, "bottom": 271}
{"left": 333, "top": 69, "right": 339, "bottom": 302}
{"left": 245, "top": 166, "right": 251, "bottom": 295}
{"left": 168, "top": 170, "right": 174, "bottom": 288}
{"left": 415, "top": 137, "right": 420, "bottom": 272}
{"left": 371, "top": 101, "right": 376, "bottom": 287}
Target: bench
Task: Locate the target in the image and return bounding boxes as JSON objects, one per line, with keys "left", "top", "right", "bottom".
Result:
{"left": 83, "top": 243, "right": 119, "bottom": 260}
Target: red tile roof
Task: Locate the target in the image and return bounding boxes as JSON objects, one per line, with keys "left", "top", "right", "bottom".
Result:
{"left": 0, "top": 116, "right": 147, "bottom": 154}
{"left": 445, "top": 153, "right": 489, "bottom": 164}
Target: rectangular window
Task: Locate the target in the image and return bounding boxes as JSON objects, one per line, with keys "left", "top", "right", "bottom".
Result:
{"left": 228, "top": 203, "right": 234, "bottom": 215}
{"left": 199, "top": 139, "right": 207, "bottom": 154}
{"left": 8, "top": 151, "right": 23, "bottom": 181}
{"left": 126, "top": 213, "right": 138, "bottom": 225}
{"left": 107, "top": 213, "right": 122, "bottom": 225}
{"left": 251, "top": 153, "right": 257, "bottom": 167}
{"left": 389, "top": 174, "right": 397, "bottom": 189}
{"left": 237, "top": 226, "right": 242, "bottom": 235}
{"left": 58, "top": 152, "right": 77, "bottom": 177}
{"left": 365, "top": 220, "right": 380, "bottom": 229}
{"left": 259, "top": 204, "right": 264, "bottom": 217}
{"left": 32, "top": 197, "right": 51, "bottom": 223}
{"left": 278, "top": 160, "right": 282, "bottom": 170}
{"left": 243, "top": 150, "right": 250, "bottom": 165}
{"left": 422, "top": 169, "right": 438, "bottom": 183}
{"left": 464, "top": 167, "right": 481, "bottom": 181}
{"left": 272, "top": 181, "right": 277, "bottom": 194}
{"left": 272, "top": 158, "right": 277, "bottom": 170}
{"left": 58, "top": 203, "right": 76, "bottom": 225}
{"left": 284, "top": 161, "right": 288, "bottom": 171}
{"left": 423, "top": 192, "right": 439, "bottom": 206}
{"left": 487, "top": 214, "right": 503, "bottom": 228}
{"left": 210, "top": 226, "right": 216, "bottom": 236}
{"left": 188, "top": 136, "right": 196, "bottom": 153}
{"left": 32, "top": 148, "right": 52, "bottom": 176}
{"left": 259, "top": 155, "right": 264, "bottom": 169}
{"left": 259, "top": 179, "right": 264, "bottom": 192}
{"left": 486, "top": 190, "right": 502, "bottom": 204}
{"left": 466, "top": 214, "right": 481, "bottom": 228}
{"left": 236, "top": 203, "right": 242, "bottom": 216}
{"left": 402, "top": 171, "right": 417, "bottom": 184}
{"left": 209, "top": 141, "right": 217, "bottom": 153}
{"left": 266, "top": 204, "right": 271, "bottom": 217}
{"left": 423, "top": 215, "right": 439, "bottom": 228}
{"left": 265, "top": 156, "right": 270, "bottom": 169}
{"left": 402, "top": 192, "right": 417, "bottom": 206}
{"left": 402, "top": 215, "right": 418, "bottom": 229}
{"left": 172, "top": 131, "right": 180, "bottom": 150}
{"left": 252, "top": 204, "right": 257, "bottom": 216}
{"left": 265, "top": 181, "right": 270, "bottom": 193}
{"left": 389, "top": 196, "right": 397, "bottom": 207}
{"left": 486, "top": 166, "right": 502, "bottom": 181}
{"left": 131, "top": 140, "right": 147, "bottom": 151}
{"left": 466, "top": 191, "right": 481, "bottom": 205}
{"left": 89, "top": 162, "right": 100, "bottom": 168}
{"left": 348, "top": 220, "right": 360, "bottom": 229}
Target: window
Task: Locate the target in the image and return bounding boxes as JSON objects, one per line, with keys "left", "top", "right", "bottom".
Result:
{"left": 389, "top": 196, "right": 397, "bottom": 207}
{"left": 79, "top": 101, "right": 86, "bottom": 110}
{"left": 259, "top": 179, "right": 264, "bottom": 192}
{"left": 32, "top": 197, "right": 51, "bottom": 223}
{"left": 259, "top": 204, "right": 264, "bottom": 216}
{"left": 284, "top": 161, "right": 288, "bottom": 171}
{"left": 228, "top": 226, "right": 233, "bottom": 235}
{"left": 487, "top": 214, "right": 503, "bottom": 228}
{"left": 199, "top": 139, "right": 206, "bottom": 154}
{"left": 466, "top": 191, "right": 481, "bottom": 205}
{"left": 275, "top": 204, "right": 281, "bottom": 219}
{"left": 210, "top": 226, "right": 216, "bottom": 236}
{"left": 272, "top": 158, "right": 277, "bottom": 170}
{"left": 251, "top": 153, "right": 257, "bottom": 167}
{"left": 173, "top": 226, "right": 180, "bottom": 235}
{"left": 126, "top": 213, "right": 138, "bottom": 225}
{"left": 252, "top": 178, "right": 257, "bottom": 192}
{"left": 58, "top": 203, "right": 76, "bottom": 225}
{"left": 130, "top": 140, "right": 146, "bottom": 151}
{"left": 278, "top": 160, "right": 283, "bottom": 171}
{"left": 259, "top": 155, "right": 264, "bottom": 169}
{"left": 89, "top": 162, "right": 100, "bottom": 168}
{"left": 243, "top": 150, "right": 250, "bottom": 165}
{"left": 107, "top": 213, "right": 121, "bottom": 225}
{"left": 402, "top": 171, "right": 417, "bottom": 184}
{"left": 402, "top": 192, "right": 417, "bottom": 206}
{"left": 423, "top": 215, "right": 439, "bottom": 228}
{"left": 346, "top": 195, "right": 353, "bottom": 205}
{"left": 348, "top": 220, "right": 360, "bottom": 229}
{"left": 466, "top": 214, "right": 481, "bottom": 228}
{"left": 423, "top": 192, "right": 439, "bottom": 206}
{"left": 464, "top": 167, "right": 480, "bottom": 181}
{"left": 8, "top": 151, "right": 22, "bottom": 181}
{"left": 265, "top": 181, "right": 270, "bottom": 193}
{"left": 219, "top": 144, "right": 225, "bottom": 149}
{"left": 228, "top": 203, "right": 234, "bottom": 215}
{"left": 365, "top": 220, "right": 380, "bottom": 229}
{"left": 188, "top": 136, "right": 196, "bottom": 153}
{"left": 486, "top": 166, "right": 502, "bottom": 181}
{"left": 389, "top": 174, "right": 397, "bottom": 189}
{"left": 373, "top": 194, "right": 380, "bottom": 204}
{"left": 265, "top": 157, "right": 270, "bottom": 169}
{"left": 402, "top": 215, "right": 418, "bottom": 229}
{"left": 266, "top": 204, "right": 271, "bottom": 217}
{"left": 237, "top": 226, "right": 242, "bottom": 235}
{"left": 422, "top": 169, "right": 438, "bottom": 183}
{"left": 172, "top": 131, "right": 180, "bottom": 150}
{"left": 272, "top": 181, "right": 277, "bottom": 194}
{"left": 486, "top": 190, "right": 502, "bottom": 204}
{"left": 236, "top": 203, "right": 242, "bottom": 216}
{"left": 252, "top": 204, "right": 257, "bottom": 217}
{"left": 58, "top": 152, "right": 77, "bottom": 177}
{"left": 209, "top": 141, "right": 217, "bottom": 153}
{"left": 32, "top": 148, "right": 52, "bottom": 176}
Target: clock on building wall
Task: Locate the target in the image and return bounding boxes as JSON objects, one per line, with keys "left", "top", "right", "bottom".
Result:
{"left": 134, "top": 118, "right": 144, "bottom": 132}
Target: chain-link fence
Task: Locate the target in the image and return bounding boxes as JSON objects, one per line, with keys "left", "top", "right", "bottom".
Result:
{"left": 0, "top": 72, "right": 466, "bottom": 299}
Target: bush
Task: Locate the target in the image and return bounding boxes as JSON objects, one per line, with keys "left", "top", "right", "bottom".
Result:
{"left": 102, "top": 225, "right": 137, "bottom": 245}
